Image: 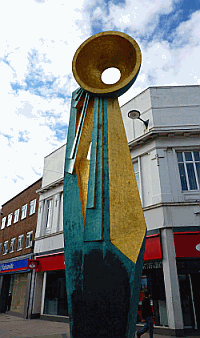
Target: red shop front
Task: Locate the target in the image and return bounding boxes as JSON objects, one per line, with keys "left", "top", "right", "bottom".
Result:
{"left": 35, "top": 252, "right": 68, "bottom": 318}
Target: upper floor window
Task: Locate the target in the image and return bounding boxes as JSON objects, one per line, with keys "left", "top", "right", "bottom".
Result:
{"left": 46, "top": 199, "right": 53, "bottom": 228}
{"left": 13, "top": 209, "right": 20, "bottom": 223}
{"left": 17, "top": 235, "right": 24, "bottom": 251}
{"left": 29, "top": 199, "right": 36, "bottom": 216}
{"left": 133, "top": 161, "right": 142, "bottom": 200}
{"left": 21, "top": 204, "right": 27, "bottom": 220}
{"left": 26, "top": 231, "right": 33, "bottom": 248}
{"left": 177, "top": 151, "right": 200, "bottom": 191}
{"left": 0, "top": 243, "right": 2, "bottom": 255}
{"left": 3, "top": 241, "right": 8, "bottom": 255}
{"left": 10, "top": 238, "right": 16, "bottom": 253}
{"left": 7, "top": 213, "right": 13, "bottom": 227}
{"left": 1, "top": 216, "right": 6, "bottom": 230}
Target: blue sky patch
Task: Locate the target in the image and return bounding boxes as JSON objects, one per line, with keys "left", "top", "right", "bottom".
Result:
{"left": 49, "top": 122, "right": 68, "bottom": 142}
{"left": 18, "top": 131, "right": 30, "bottom": 143}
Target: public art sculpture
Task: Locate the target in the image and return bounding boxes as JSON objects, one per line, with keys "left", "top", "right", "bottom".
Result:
{"left": 63, "top": 31, "right": 147, "bottom": 338}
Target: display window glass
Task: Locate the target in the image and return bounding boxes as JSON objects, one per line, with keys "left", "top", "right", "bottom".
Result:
{"left": 137, "top": 265, "right": 168, "bottom": 327}
{"left": 44, "top": 270, "right": 68, "bottom": 317}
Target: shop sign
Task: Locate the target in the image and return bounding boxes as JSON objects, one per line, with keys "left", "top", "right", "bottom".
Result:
{"left": 174, "top": 232, "right": 200, "bottom": 258}
{"left": 0, "top": 258, "right": 28, "bottom": 273}
{"left": 27, "top": 259, "right": 39, "bottom": 269}
{"left": 143, "top": 261, "right": 162, "bottom": 270}
{"left": 144, "top": 234, "right": 162, "bottom": 261}
{"left": 35, "top": 252, "right": 65, "bottom": 272}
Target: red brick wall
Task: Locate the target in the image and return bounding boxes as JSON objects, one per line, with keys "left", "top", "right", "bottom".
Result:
{"left": 0, "top": 178, "right": 42, "bottom": 260}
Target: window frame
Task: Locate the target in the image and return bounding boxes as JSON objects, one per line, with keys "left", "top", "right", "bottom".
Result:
{"left": 3, "top": 240, "right": 8, "bottom": 255}
{"left": 1, "top": 216, "right": 6, "bottom": 230}
{"left": 7, "top": 213, "right": 13, "bottom": 227}
{"left": 13, "top": 209, "right": 20, "bottom": 223}
{"left": 25, "top": 231, "right": 33, "bottom": 248}
{"left": 133, "top": 159, "right": 142, "bottom": 202}
{"left": 29, "top": 199, "right": 36, "bottom": 216}
{"left": 17, "top": 235, "right": 24, "bottom": 251}
{"left": 9, "top": 238, "right": 16, "bottom": 253}
{"left": 45, "top": 199, "right": 53, "bottom": 228}
{"left": 21, "top": 204, "right": 27, "bottom": 220}
{"left": 177, "top": 150, "right": 200, "bottom": 191}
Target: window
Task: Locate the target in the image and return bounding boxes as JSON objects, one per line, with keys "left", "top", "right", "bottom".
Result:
{"left": 17, "top": 235, "right": 24, "bottom": 251}
{"left": 13, "top": 209, "right": 20, "bottom": 223}
{"left": 3, "top": 241, "right": 8, "bottom": 255}
{"left": 1, "top": 216, "right": 6, "bottom": 230}
{"left": 133, "top": 161, "right": 141, "bottom": 199}
{"left": 10, "top": 238, "right": 16, "bottom": 253}
{"left": 0, "top": 243, "right": 2, "bottom": 255}
{"left": 177, "top": 151, "right": 200, "bottom": 191}
{"left": 29, "top": 199, "right": 36, "bottom": 215}
{"left": 46, "top": 199, "right": 53, "bottom": 228}
{"left": 26, "top": 231, "right": 33, "bottom": 248}
{"left": 21, "top": 204, "right": 27, "bottom": 220}
{"left": 7, "top": 213, "right": 13, "bottom": 227}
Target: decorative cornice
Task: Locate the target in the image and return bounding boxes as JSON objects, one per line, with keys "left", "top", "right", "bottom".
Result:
{"left": 34, "top": 230, "right": 64, "bottom": 241}
{"left": 143, "top": 200, "right": 200, "bottom": 212}
{"left": 128, "top": 126, "right": 200, "bottom": 150}
{"left": 36, "top": 177, "right": 64, "bottom": 194}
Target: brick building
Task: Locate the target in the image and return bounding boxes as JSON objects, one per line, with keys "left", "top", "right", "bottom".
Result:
{"left": 0, "top": 178, "right": 42, "bottom": 317}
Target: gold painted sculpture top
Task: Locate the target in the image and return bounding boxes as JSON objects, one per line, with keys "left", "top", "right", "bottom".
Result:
{"left": 72, "top": 31, "right": 141, "bottom": 98}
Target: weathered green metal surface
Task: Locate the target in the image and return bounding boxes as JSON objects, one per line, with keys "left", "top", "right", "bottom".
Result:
{"left": 63, "top": 31, "right": 146, "bottom": 338}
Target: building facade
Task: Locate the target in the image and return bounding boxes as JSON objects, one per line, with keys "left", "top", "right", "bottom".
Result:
{"left": 31, "top": 145, "right": 69, "bottom": 321}
{"left": 121, "top": 85, "right": 200, "bottom": 335}
{"left": 0, "top": 178, "right": 42, "bottom": 317}
{"left": 17, "top": 85, "right": 199, "bottom": 336}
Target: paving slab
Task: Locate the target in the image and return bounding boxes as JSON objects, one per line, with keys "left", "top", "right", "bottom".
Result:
{"left": 0, "top": 313, "right": 200, "bottom": 338}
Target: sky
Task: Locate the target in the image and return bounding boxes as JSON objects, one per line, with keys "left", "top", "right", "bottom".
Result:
{"left": 0, "top": 0, "right": 200, "bottom": 207}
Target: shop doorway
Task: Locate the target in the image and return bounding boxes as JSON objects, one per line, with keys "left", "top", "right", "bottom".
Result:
{"left": 190, "top": 273, "right": 200, "bottom": 329}
{"left": 7, "top": 275, "right": 15, "bottom": 311}
{"left": 0, "top": 275, "right": 11, "bottom": 312}
{"left": 178, "top": 273, "right": 200, "bottom": 329}
{"left": 138, "top": 267, "right": 168, "bottom": 327}
{"left": 44, "top": 270, "right": 68, "bottom": 316}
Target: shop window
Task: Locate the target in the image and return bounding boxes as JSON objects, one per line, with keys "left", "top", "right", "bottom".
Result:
{"left": 177, "top": 151, "right": 200, "bottom": 191}
{"left": 178, "top": 274, "right": 196, "bottom": 328}
{"left": 17, "top": 235, "right": 24, "bottom": 251}
{"left": 10, "top": 238, "right": 16, "bottom": 253}
{"left": 21, "top": 204, "right": 27, "bottom": 220}
{"left": 3, "top": 241, "right": 8, "bottom": 255}
{"left": 1, "top": 216, "right": 6, "bottom": 230}
{"left": 138, "top": 267, "right": 168, "bottom": 327}
{"left": 13, "top": 209, "right": 20, "bottom": 223}
{"left": 44, "top": 270, "right": 68, "bottom": 316}
{"left": 7, "top": 213, "right": 13, "bottom": 227}
{"left": 29, "top": 199, "right": 36, "bottom": 216}
{"left": 26, "top": 231, "right": 33, "bottom": 248}
{"left": 45, "top": 199, "right": 53, "bottom": 228}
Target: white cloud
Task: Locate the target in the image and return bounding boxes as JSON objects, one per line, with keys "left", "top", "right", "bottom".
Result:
{"left": 0, "top": 0, "right": 200, "bottom": 207}
{"left": 119, "top": 10, "right": 200, "bottom": 105}
{"left": 0, "top": 0, "right": 92, "bottom": 206}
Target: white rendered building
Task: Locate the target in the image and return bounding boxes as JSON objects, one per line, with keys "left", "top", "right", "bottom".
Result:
{"left": 121, "top": 85, "right": 200, "bottom": 336}
{"left": 31, "top": 144, "right": 69, "bottom": 320}
{"left": 31, "top": 85, "right": 200, "bottom": 336}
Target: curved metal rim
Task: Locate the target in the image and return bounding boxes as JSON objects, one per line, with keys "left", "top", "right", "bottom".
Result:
{"left": 72, "top": 31, "right": 142, "bottom": 95}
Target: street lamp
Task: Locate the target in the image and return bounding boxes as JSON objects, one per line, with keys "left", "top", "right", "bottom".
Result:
{"left": 128, "top": 110, "right": 149, "bottom": 128}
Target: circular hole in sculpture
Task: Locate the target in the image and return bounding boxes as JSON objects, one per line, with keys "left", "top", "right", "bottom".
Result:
{"left": 101, "top": 67, "right": 121, "bottom": 84}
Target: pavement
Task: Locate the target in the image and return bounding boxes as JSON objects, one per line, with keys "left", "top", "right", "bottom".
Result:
{"left": 0, "top": 313, "right": 200, "bottom": 338}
